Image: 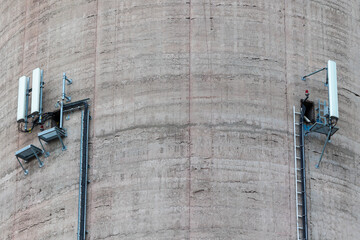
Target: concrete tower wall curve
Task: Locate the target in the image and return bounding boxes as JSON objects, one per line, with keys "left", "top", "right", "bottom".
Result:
{"left": 0, "top": 1, "right": 359, "bottom": 239}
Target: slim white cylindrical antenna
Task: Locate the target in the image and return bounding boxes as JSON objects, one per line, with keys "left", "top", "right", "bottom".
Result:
{"left": 17, "top": 76, "right": 27, "bottom": 122}
{"left": 31, "top": 68, "right": 41, "bottom": 115}
{"left": 328, "top": 60, "right": 339, "bottom": 120}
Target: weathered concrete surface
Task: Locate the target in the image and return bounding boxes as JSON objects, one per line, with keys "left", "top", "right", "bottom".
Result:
{"left": 0, "top": 0, "right": 359, "bottom": 239}
{"left": 285, "top": 1, "right": 360, "bottom": 239}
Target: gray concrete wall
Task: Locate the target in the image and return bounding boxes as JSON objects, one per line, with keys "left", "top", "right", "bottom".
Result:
{"left": 0, "top": 0, "right": 359, "bottom": 239}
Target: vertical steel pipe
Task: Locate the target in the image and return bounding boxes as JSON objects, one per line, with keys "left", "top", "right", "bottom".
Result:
{"left": 300, "top": 103, "right": 308, "bottom": 240}
{"left": 24, "top": 77, "right": 30, "bottom": 131}
{"left": 39, "top": 69, "right": 44, "bottom": 124}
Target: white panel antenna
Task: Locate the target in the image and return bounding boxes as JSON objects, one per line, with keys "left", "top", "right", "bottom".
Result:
{"left": 327, "top": 60, "right": 338, "bottom": 120}
{"left": 31, "top": 68, "right": 41, "bottom": 115}
{"left": 17, "top": 76, "right": 28, "bottom": 122}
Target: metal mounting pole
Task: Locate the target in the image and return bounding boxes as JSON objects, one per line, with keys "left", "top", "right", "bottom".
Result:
{"left": 24, "top": 77, "right": 30, "bottom": 131}
{"left": 39, "top": 69, "right": 44, "bottom": 124}
{"left": 60, "top": 100, "right": 64, "bottom": 129}
{"left": 62, "top": 73, "right": 72, "bottom": 102}
{"left": 62, "top": 73, "right": 66, "bottom": 100}
{"left": 60, "top": 73, "right": 72, "bottom": 129}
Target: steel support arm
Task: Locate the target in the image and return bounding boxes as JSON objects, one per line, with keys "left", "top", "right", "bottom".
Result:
{"left": 302, "top": 67, "right": 327, "bottom": 81}
{"left": 315, "top": 126, "right": 332, "bottom": 168}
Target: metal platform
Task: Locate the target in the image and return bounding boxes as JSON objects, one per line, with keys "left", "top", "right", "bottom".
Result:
{"left": 15, "top": 144, "right": 44, "bottom": 175}
{"left": 308, "top": 122, "right": 339, "bottom": 136}
{"left": 38, "top": 126, "right": 67, "bottom": 141}
{"left": 38, "top": 127, "right": 67, "bottom": 154}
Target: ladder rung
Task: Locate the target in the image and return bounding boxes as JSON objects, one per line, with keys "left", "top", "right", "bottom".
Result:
{"left": 296, "top": 157, "right": 301, "bottom": 159}
{"left": 297, "top": 180, "right": 302, "bottom": 182}
{"left": 295, "top": 134, "right": 300, "bottom": 137}
{"left": 295, "top": 112, "right": 301, "bottom": 115}
{"left": 296, "top": 146, "right": 301, "bottom": 148}
{"left": 295, "top": 123, "right": 300, "bottom": 125}
{"left": 298, "top": 203, "right": 303, "bottom": 206}
{"left": 298, "top": 227, "right": 304, "bottom": 230}
{"left": 297, "top": 191, "right": 303, "bottom": 194}
{"left": 298, "top": 215, "right": 304, "bottom": 218}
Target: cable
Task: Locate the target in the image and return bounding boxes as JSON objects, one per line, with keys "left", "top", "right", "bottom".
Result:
{"left": 17, "top": 111, "right": 58, "bottom": 133}
{"left": 331, "top": 119, "right": 338, "bottom": 128}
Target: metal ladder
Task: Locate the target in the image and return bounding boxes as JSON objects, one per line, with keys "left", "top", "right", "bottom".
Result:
{"left": 293, "top": 106, "right": 308, "bottom": 240}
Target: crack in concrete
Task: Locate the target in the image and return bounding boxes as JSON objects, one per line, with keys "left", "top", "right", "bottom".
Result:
{"left": 18, "top": 217, "right": 51, "bottom": 233}
{"left": 341, "top": 87, "right": 360, "bottom": 98}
